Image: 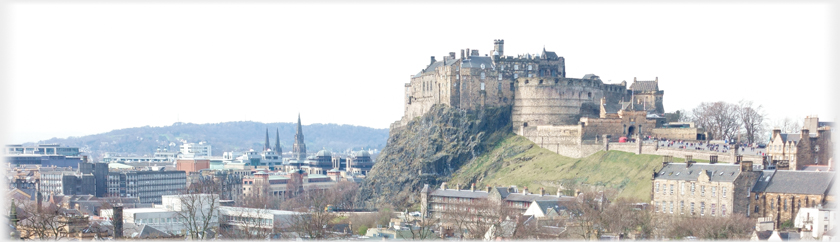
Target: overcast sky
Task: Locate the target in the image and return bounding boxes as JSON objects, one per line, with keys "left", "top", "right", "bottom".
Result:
{"left": 2, "top": 2, "right": 836, "bottom": 144}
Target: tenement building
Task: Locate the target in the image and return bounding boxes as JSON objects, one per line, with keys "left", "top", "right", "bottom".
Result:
{"left": 419, "top": 182, "right": 575, "bottom": 222}
{"left": 651, "top": 160, "right": 760, "bottom": 217}
{"left": 748, "top": 170, "right": 835, "bottom": 228}
{"left": 766, "top": 116, "right": 833, "bottom": 170}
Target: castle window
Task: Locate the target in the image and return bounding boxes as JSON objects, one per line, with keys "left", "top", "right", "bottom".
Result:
{"left": 501, "top": 65, "right": 504, "bottom": 71}
{"left": 588, "top": 92, "right": 592, "bottom": 99}
{"left": 480, "top": 63, "right": 485, "bottom": 69}
{"left": 539, "top": 80, "right": 543, "bottom": 84}
{"left": 457, "top": 74, "right": 460, "bottom": 80}
{"left": 498, "top": 74, "right": 502, "bottom": 81}
{"left": 481, "top": 72, "right": 486, "bottom": 80}
{"left": 514, "top": 73, "right": 518, "bottom": 79}
{"left": 555, "top": 79, "right": 559, "bottom": 84}
{"left": 514, "top": 65, "right": 519, "bottom": 70}
{"left": 525, "top": 80, "right": 529, "bottom": 84}
{"left": 480, "top": 82, "right": 485, "bottom": 90}
{"left": 510, "top": 83, "right": 514, "bottom": 91}
{"left": 528, "top": 65, "right": 532, "bottom": 70}
{"left": 523, "top": 122, "right": 528, "bottom": 127}
{"left": 568, "top": 80, "right": 573, "bottom": 85}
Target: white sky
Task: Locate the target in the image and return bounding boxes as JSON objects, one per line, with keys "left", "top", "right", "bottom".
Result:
{"left": 2, "top": 2, "right": 837, "bottom": 144}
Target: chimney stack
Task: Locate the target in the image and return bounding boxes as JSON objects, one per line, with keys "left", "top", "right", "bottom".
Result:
{"left": 741, "top": 160, "right": 753, "bottom": 172}
{"left": 539, "top": 187, "right": 545, "bottom": 196}
{"left": 449, "top": 52, "right": 456, "bottom": 59}
{"left": 574, "top": 189, "right": 580, "bottom": 197}
{"left": 486, "top": 186, "right": 492, "bottom": 193}
{"left": 801, "top": 129, "right": 810, "bottom": 139}
{"left": 430, "top": 56, "right": 436, "bottom": 65}
{"left": 557, "top": 188, "right": 563, "bottom": 197}
{"left": 441, "top": 182, "right": 447, "bottom": 190}
{"left": 523, "top": 186, "right": 529, "bottom": 194}
{"left": 113, "top": 206, "right": 124, "bottom": 239}
{"left": 460, "top": 49, "right": 465, "bottom": 59}
{"left": 457, "top": 183, "right": 461, "bottom": 191}
{"left": 471, "top": 183, "right": 476, "bottom": 192}
{"left": 773, "top": 129, "right": 781, "bottom": 139}
{"left": 686, "top": 160, "right": 696, "bottom": 168}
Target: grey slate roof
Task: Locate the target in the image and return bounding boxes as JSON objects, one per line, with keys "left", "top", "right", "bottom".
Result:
{"left": 630, "top": 81, "right": 659, "bottom": 92}
{"left": 763, "top": 170, "right": 834, "bottom": 195}
{"left": 620, "top": 102, "right": 646, "bottom": 112}
{"left": 654, "top": 163, "right": 742, "bottom": 183}
{"left": 779, "top": 133, "right": 802, "bottom": 143}
{"left": 495, "top": 187, "right": 511, "bottom": 198}
{"left": 430, "top": 189, "right": 489, "bottom": 199}
{"left": 543, "top": 51, "right": 558, "bottom": 60}
{"left": 533, "top": 200, "right": 569, "bottom": 215}
{"left": 505, "top": 193, "right": 575, "bottom": 203}
{"left": 582, "top": 74, "right": 599, "bottom": 80}
{"left": 460, "top": 56, "right": 493, "bottom": 69}
{"left": 751, "top": 170, "right": 776, "bottom": 192}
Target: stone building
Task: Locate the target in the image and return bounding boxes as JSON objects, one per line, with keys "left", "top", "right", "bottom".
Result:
{"left": 347, "top": 150, "right": 374, "bottom": 175}
{"left": 240, "top": 169, "right": 336, "bottom": 201}
{"left": 651, "top": 160, "right": 760, "bottom": 217}
{"left": 291, "top": 114, "right": 307, "bottom": 161}
{"left": 767, "top": 116, "right": 833, "bottom": 170}
{"left": 419, "top": 182, "right": 574, "bottom": 222}
{"left": 748, "top": 170, "right": 835, "bottom": 228}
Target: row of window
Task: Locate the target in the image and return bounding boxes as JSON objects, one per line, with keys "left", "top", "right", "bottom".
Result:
{"left": 656, "top": 182, "right": 727, "bottom": 198}
{"left": 656, "top": 201, "right": 726, "bottom": 216}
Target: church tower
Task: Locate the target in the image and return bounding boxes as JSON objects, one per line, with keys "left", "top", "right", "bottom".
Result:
{"left": 275, "top": 128, "right": 282, "bottom": 154}
{"left": 292, "top": 114, "right": 307, "bottom": 160}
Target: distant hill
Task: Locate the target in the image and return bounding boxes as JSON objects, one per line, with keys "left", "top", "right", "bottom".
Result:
{"left": 25, "top": 121, "right": 389, "bottom": 160}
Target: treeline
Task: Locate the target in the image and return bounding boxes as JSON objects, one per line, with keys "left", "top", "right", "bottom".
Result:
{"left": 27, "top": 121, "right": 389, "bottom": 159}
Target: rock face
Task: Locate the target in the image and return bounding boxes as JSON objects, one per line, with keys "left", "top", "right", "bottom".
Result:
{"left": 355, "top": 104, "right": 511, "bottom": 209}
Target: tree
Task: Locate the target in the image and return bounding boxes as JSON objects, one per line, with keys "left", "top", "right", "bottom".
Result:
{"left": 218, "top": 206, "right": 276, "bottom": 240}
{"left": 173, "top": 179, "right": 221, "bottom": 240}
{"left": 280, "top": 188, "right": 339, "bottom": 239}
{"left": 398, "top": 211, "right": 437, "bottom": 240}
{"left": 738, "top": 100, "right": 768, "bottom": 144}
{"left": 15, "top": 199, "right": 69, "bottom": 240}
{"left": 690, "top": 101, "right": 742, "bottom": 141}
{"left": 773, "top": 116, "right": 801, "bottom": 134}
{"left": 566, "top": 191, "right": 607, "bottom": 240}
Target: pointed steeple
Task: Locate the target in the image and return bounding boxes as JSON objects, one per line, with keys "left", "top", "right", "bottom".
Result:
{"left": 275, "top": 128, "right": 282, "bottom": 154}
{"left": 292, "top": 113, "right": 307, "bottom": 160}
{"left": 265, "top": 128, "right": 271, "bottom": 151}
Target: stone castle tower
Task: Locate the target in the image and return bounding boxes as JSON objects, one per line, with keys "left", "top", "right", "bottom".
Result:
{"left": 292, "top": 114, "right": 307, "bottom": 160}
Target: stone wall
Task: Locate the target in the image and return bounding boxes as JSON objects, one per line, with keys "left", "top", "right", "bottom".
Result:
{"left": 651, "top": 128, "right": 703, "bottom": 141}
{"left": 511, "top": 76, "right": 629, "bottom": 129}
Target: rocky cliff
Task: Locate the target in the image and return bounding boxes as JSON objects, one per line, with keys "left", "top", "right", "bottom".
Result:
{"left": 354, "top": 104, "right": 511, "bottom": 209}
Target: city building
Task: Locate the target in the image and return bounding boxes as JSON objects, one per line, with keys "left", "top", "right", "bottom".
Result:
{"left": 749, "top": 170, "right": 835, "bottom": 228}
{"left": 767, "top": 116, "right": 833, "bottom": 170}
{"left": 419, "top": 183, "right": 575, "bottom": 222}
{"left": 793, "top": 204, "right": 837, "bottom": 239}
{"left": 176, "top": 158, "right": 210, "bottom": 173}
{"left": 651, "top": 159, "right": 761, "bottom": 217}
{"left": 240, "top": 169, "right": 336, "bottom": 201}
{"left": 291, "top": 114, "right": 307, "bottom": 161}
{"left": 346, "top": 150, "right": 374, "bottom": 175}
{"left": 107, "top": 168, "right": 187, "bottom": 204}
{"left": 5, "top": 144, "right": 81, "bottom": 156}
{"left": 180, "top": 141, "right": 212, "bottom": 158}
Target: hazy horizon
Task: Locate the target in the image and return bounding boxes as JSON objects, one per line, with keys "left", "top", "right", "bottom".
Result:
{"left": 4, "top": 2, "right": 836, "bottom": 144}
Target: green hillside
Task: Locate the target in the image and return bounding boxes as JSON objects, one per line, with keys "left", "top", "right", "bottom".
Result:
{"left": 449, "top": 133, "right": 706, "bottom": 201}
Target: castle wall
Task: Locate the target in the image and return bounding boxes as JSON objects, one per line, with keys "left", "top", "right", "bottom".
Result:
{"left": 512, "top": 77, "right": 628, "bottom": 129}
{"left": 651, "top": 128, "right": 703, "bottom": 141}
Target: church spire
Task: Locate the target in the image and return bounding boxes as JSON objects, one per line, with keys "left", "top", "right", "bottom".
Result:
{"left": 275, "top": 128, "right": 281, "bottom": 154}
{"left": 292, "top": 113, "right": 307, "bottom": 160}
{"left": 264, "top": 128, "right": 271, "bottom": 151}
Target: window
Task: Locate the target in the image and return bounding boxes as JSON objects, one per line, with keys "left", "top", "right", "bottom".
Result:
{"left": 528, "top": 65, "right": 532, "bottom": 70}
{"left": 510, "top": 83, "right": 514, "bottom": 91}
{"left": 691, "top": 202, "right": 695, "bottom": 214}
{"left": 711, "top": 204, "right": 716, "bottom": 216}
{"left": 498, "top": 74, "right": 502, "bottom": 81}
{"left": 670, "top": 184, "right": 674, "bottom": 195}
{"left": 514, "top": 65, "right": 519, "bottom": 70}
{"left": 722, "top": 205, "right": 726, "bottom": 216}
{"left": 755, "top": 194, "right": 759, "bottom": 200}
{"left": 670, "top": 201, "right": 674, "bottom": 213}
{"left": 701, "top": 202, "right": 705, "bottom": 216}
{"left": 691, "top": 183, "right": 695, "bottom": 195}
{"left": 723, "top": 187, "right": 727, "bottom": 198}
{"left": 656, "top": 202, "right": 660, "bottom": 212}
{"left": 712, "top": 187, "right": 716, "bottom": 197}
{"left": 655, "top": 182, "right": 659, "bottom": 193}
{"left": 681, "top": 182, "right": 685, "bottom": 195}
{"left": 481, "top": 82, "right": 485, "bottom": 90}
{"left": 784, "top": 199, "right": 788, "bottom": 211}
{"left": 680, "top": 201, "right": 685, "bottom": 214}
{"left": 481, "top": 72, "right": 486, "bottom": 80}
{"left": 701, "top": 186, "right": 705, "bottom": 196}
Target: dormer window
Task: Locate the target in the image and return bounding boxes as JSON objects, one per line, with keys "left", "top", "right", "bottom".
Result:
{"left": 480, "top": 63, "right": 486, "bottom": 69}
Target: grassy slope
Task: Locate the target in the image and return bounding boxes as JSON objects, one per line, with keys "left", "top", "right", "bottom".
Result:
{"left": 449, "top": 133, "right": 707, "bottom": 201}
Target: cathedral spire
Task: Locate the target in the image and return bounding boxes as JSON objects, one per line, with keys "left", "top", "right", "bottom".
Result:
{"left": 275, "top": 128, "right": 281, "bottom": 154}
{"left": 292, "top": 113, "right": 307, "bottom": 160}
{"left": 265, "top": 128, "right": 271, "bottom": 151}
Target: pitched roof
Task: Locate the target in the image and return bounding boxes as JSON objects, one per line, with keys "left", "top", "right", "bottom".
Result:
{"left": 779, "top": 133, "right": 802, "bottom": 143}
{"left": 630, "top": 81, "right": 658, "bottom": 92}
{"left": 430, "top": 189, "right": 489, "bottom": 199}
{"left": 763, "top": 171, "right": 835, "bottom": 195}
{"left": 603, "top": 103, "right": 621, "bottom": 114}
{"left": 751, "top": 170, "right": 776, "bottom": 192}
{"left": 654, "top": 163, "right": 743, "bottom": 183}
{"left": 543, "top": 51, "right": 558, "bottom": 60}
{"left": 460, "top": 56, "right": 493, "bottom": 69}
{"left": 505, "top": 193, "right": 575, "bottom": 203}
{"left": 533, "top": 200, "right": 568, "bottom": 216}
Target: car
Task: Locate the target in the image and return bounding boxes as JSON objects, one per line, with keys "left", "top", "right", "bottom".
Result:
{"left": 757, "top": 144, "right": 767, "bottom": 148}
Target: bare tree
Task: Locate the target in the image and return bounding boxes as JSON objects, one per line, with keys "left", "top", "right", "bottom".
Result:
{"left": 397, "top": 211, "right": 437, "bottom": 240}
{"left": 15, "top": 199, "right": 69, "bottom": 240}
{"left": 690, "top": 101, "right": 742, "bottom": 141}
{"left": 173, "top": 179, "right": 221, "bottom": 240}
{"left": 661, "top": 214, "right": 754, "bottom": 240}
{"left": 738, "top": 100, "right": 768, "bottom": 144}
{"left": 280, "top": 188, "right": 339, "bottom": 239}
{"left": 218, "top": 206, "right": 275, "bottom": 240}
{"left": 773, "top": 116, "right": 802, "bottom": 134}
